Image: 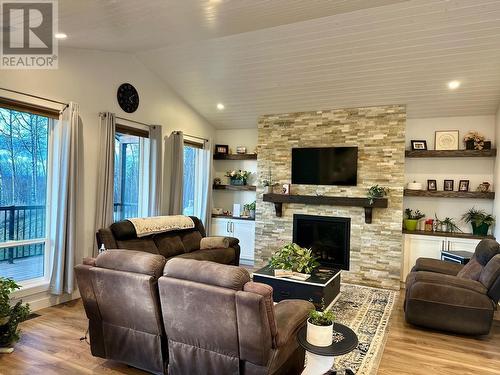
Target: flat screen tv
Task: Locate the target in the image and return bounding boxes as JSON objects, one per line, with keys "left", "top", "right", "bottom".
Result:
{"left": 291, "top": 147, "right": 358, "bottom": 186}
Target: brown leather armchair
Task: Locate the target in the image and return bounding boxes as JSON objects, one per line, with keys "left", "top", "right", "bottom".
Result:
{"left": 158, "top": 258, "right": 314, "bottom": 375}
{"left": 405, "top": 239, "right": 500, "bottom": 335}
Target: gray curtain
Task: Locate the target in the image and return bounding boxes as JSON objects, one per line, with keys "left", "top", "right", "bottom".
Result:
{"left": 198, "top": 140, "right": 213, "bottom": 233}
{"left": 148, "top": 125, "right": 162, "bottom": 216}
{"left": 164, "top": 131, "right": 184, "bottom": 215}
{"left": 49, "top": 102, "right": 79, "bottom": 295}
{"left": 94, "top": 112, "right": 115, "bottom": 254}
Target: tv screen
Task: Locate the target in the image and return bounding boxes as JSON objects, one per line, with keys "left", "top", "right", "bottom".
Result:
{"left": 291, "top": 147, "right": 358, "bottom": 186}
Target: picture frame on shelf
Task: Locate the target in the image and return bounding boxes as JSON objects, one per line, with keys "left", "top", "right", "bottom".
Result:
{"left": 435, "top": 130, "right": 459, "bottom": 150}
{"left": 215, "top": 144, "right": 229, "bottom": 155}
{"left": 236, "top": 146, "right": 247, "bottom": 154}
{"left": 427, "top": 179, "right": 437, "bottom": 191}
{"left": 459, "top": 180, "right": 470, "bottom": 192}
{"left": 443, "top": 179, "right": 454, "bottom": 191}
{"left": 411, "top": 140, "right": 427, "bottom": 150}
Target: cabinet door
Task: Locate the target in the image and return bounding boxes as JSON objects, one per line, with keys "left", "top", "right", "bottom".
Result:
{"left": 211, "top": 218, "right": 231, "bottom": 237}
{"left": 446, "top": 237, "right": 480, "bottom": 253}
{"left": 233, "top": 220, "right": 255, "bottom": 263}
{"left": 403, "top": 235, "right": 444, "bottom": 281}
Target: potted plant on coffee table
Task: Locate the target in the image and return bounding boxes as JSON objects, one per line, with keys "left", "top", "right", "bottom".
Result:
{"left": 0, "top": 277, "right": 30, "bottom": 353}
{"left": 307, "top": 300, "right": 335, "bottom": 347}
{"left": 461, "top": 208, "right": 495, "bottom": 236}
{"left": 269, "top": 243, "right": 319, "bottom": 280}
{"left": 404, "top": 209, "right": 425, "bottom": 231}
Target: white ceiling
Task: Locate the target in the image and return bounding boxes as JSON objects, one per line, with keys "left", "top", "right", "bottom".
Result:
{"left": 58, "top": 0, "right": 500, "bottom": 128}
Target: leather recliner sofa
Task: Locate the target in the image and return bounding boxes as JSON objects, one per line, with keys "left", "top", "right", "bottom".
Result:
{"left": 405, "top": 239, "right": 500, "bottom": 335}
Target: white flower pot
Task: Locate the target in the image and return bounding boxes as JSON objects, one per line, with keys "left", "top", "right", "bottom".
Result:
{"left": 306, "top": 319, "right": 333, "bottom": 347}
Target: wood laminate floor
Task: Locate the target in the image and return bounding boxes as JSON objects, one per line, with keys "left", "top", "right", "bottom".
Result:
{"left": 0, "top": 293, "right": 499, "bottom": 374}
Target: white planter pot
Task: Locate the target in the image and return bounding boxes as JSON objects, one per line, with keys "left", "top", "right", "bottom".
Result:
{"left": 306, "top": 319, "right": 333, "bottom": 347}
{"left": 264, "top": 186, "right": 271, "bottom": 194}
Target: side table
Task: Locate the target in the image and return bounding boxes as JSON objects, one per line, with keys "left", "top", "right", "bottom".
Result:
{"left": 297, "top": 323, "right": 358, "bottom": 375}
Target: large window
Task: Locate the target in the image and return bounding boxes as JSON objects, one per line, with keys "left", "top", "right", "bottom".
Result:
{"left": 113, "top": 125, "right": 150, "bottom": 221}
{"left": 0, "top": 107, "right": 50, "bottom": 282}
{"left": 182, "top": 142, "right": 203, "bottom": 216}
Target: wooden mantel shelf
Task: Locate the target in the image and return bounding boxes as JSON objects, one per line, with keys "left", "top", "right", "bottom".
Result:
{"left": 262, "top": 193, "right": 388, "bottom": 224}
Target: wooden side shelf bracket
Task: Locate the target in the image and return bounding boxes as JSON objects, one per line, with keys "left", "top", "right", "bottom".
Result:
{"left": 262, "top": 193, "right": 388, "bottom": 224}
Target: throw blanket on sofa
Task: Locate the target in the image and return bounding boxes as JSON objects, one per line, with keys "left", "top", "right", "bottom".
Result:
{"left": 128, "top": 215, "right": 195, "bottom": 237}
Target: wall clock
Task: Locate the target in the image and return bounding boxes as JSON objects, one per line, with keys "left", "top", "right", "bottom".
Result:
{"left": 117, "top": 83, "right": 139, "bottom": 113}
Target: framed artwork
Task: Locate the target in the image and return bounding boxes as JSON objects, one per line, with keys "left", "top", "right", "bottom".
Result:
{"left": 282, "top": 183, "right": 290, "bottom": 195}
{"left": 435, "top": 130, "right": 459, "bottom": 150}
{"left": 459, "top": 180, "right": 470, "bottom": 192}
{"left": 236, "top": 146, "right": 247, "bottom": 154}
{"left": 215, "top": 144, "right": 229, "bottom": 154}
{"left": 427, "top": 179, "right": 437, "bottom": 191}
{"left": 411, "top": 140, "right": 427, "bottom": 151}
{"left": 443, "top": 179, "right": 454, "bottom": 191}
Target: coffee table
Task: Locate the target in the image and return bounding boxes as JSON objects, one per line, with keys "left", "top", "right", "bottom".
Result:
{"left": 297, "top": 323, "right": 358, "bottom": 375}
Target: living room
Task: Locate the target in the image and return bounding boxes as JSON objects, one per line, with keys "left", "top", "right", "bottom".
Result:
{"left": 0, "top": 1, "right": 499, "bottom": 374}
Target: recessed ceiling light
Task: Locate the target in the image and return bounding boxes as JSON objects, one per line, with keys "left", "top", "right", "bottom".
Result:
{"left": 55, "top": 33, "right": 67, "bottom": 39}
{"left": 448, "top": 80, "right": 461, "bottom": 90}
{"left": 217, "top": 103, "right": 225, "bottom": 110}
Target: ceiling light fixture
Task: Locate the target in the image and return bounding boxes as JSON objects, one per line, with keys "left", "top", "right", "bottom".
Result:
{"left": 217, "top": 103, "right": 225, "bottom": 110}
{"left": 55, "top": 33, "right": 67, "bottom": 39}
{"left": 447, "top": 80, "right": 461, "bottom": 90}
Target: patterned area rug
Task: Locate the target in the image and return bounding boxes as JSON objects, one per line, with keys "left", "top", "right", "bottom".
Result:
{"left": 327, "top": 283, "right": 398, "bottom": 374}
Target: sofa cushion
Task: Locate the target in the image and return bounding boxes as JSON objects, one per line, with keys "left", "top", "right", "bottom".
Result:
{"left": 181, "top": 231, "right": 203, "bottom": 252}
{"left": 95, "top": 249, "right": 166, "bottom": 278}
{"left": 474, "top": 239, "right": 500, "bottom": 265}
{"left": 110, "top": 220, "right": 137, "bottom": 240}
{"left": 116, "top": 238, "right": 159, "bottom": 254}
{"left": 175, "top": 248, "right": 236, "bottom": 265}
{"left": 479, "top": 254, "right": 500, "bottom": 289}
{"left": 457, "top": 257, "right": 483, "bottom": 281}
{"left": 154, "top": 233, "right": 185, "bottom": 258}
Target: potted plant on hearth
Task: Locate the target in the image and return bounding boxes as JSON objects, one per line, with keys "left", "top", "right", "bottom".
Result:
{"left": 269, "top": 243, "right": 319, "bottom": 279}
{"left": 404, "top": 209, "right": 425, "bottom": 231}
{"left": 367, "top": 185, "right": 388, "bottom": 205}
{"left": 461, "top": 208, "right": 495, "bottom": 236}
{"left": 244, "top": 201, "right": 256, "bottom": 219}
{"left": 0, "top": 277, "right": 30, "bottom": 353}
{"left": 307, "top": 300, "right": 335, "bottom": 347}
{"left": 225, "top": 170, "right": 251, "bottom": 186}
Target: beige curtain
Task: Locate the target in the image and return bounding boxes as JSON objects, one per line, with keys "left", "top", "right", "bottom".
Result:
{"left": 49, "top": 102, "right": 80, "bottom": 295}
{"left": 164, "top": 131, "right": 184, "bottom": 215}
{"left": 148, "top": 125, "right": 162, "bottom": 216}
{"left": 198, "top": 140, "right": 213, "bottom": 233}
{"left": 94, "top": 112, "right": 115, "bottom": 254}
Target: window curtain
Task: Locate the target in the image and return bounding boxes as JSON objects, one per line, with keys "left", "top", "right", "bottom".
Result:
{"left": 49, "top": 102, "right": 79, "bottom": 295}
{"left": 196, "top": 140, "right": 213, "bottom": 233}
{"left": 164, "top": 131, "right": 184, "bottom": 215}
{"left": 94, "top": 112, "right": 115, "bottom": 254}
{"left": 148, "top": 125, "right": 162, "bottom": 216}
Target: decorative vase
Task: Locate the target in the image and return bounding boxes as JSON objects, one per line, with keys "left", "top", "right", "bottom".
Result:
{"left": 465, "top": 140, "right": 475, "bottom": 150}
{"left": 306, "top": 319, "right": 333, "bottom": 347}
{"left": 230, "top": 178, "right": 245, "bottom": 186}
{"left": 264, "top": 186, "right": 271, "bottom": 194}
{"left": 404, "top": 219, "right": 418, "bottom": 231}
{"left": 471, "top": 223, "right": 489, "bottom": 236}
{"left": 249, "top": 210, "right": 255, "bottom": 219}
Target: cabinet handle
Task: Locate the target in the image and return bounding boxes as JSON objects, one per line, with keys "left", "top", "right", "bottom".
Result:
{"left": 441, "top": 240, "right": 445, "bottom": 251}
{"left": 231, "top": 222, "right": 234, "bottom": 233}
{"left": 447, "top": 240, "right": 450, "bottom": 251}
{"left": 227, "top": 222, "right": 230, "bottom": 233}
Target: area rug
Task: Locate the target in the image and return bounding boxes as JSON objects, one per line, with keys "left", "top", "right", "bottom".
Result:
{"left": 326, "top": 283, "right": 398, "bottom": 374}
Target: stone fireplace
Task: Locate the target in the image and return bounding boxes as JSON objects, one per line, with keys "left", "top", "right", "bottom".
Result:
{"left": 254, "top": 105, "right": 405, "bottom": 290}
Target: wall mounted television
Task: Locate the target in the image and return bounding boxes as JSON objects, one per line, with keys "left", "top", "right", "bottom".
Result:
{"left": 291, "top": 146, "right": 358, "bottom": 186}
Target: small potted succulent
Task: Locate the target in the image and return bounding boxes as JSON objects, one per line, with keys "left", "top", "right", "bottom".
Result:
{"left": 225, "top": 170, "right": 251, "bottom": 186}
{"left": 0, "top": 277, "right": 30, "bottom": 353}
{"left": 435, "top": 214, "right": 462, "bottom": 233}
{"left": 244, "top": 201, "right": 256, "bottom": 219}
{"left": 367, "top": 185, "right": 388, "bottom": 205}
{"left": 461, "top": 208, "right": 495, "bottom": 236}
{"left": 307, "top": 300, "right": 335, "bottom": 347}
{"left": 404, "top": 209, "right": 425, "bottom": 231}
{"left": 269, "top": 243, "right": 319, "bottom": 278}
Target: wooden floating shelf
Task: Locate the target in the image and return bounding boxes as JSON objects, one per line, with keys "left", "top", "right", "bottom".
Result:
{"left": 211, "top": 214, "right": 255, "bottom": 221}
{"left": 213, "top": 153, "right": 257, "bottom": 160}
{"left": 213, "top": 184, "right": 257, "bottom": 191}
{"left": 405, "top": 149, "right": 496, "bottom": 158}
{"left": 262, "top": 193, "right": 388, "bottom": 224}
{"left": 404, "top": 189, "right": 494, "bottom": 200}
{"left": 403, "top": 229, "right": 495, "bottom": 240}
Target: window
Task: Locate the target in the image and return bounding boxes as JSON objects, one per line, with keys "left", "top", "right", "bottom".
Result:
{"left": 113, "top": 125, "right": 150, "bottom": 221}
{"left": 182, "top": 141, "right": 203, "bottom": 216}
{"left": 0, "top": 107, "right": 50, "bottom": 283}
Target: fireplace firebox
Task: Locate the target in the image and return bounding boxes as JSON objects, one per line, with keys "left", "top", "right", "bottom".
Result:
{"left": 293, "top": 214, "right": 350, "bottom": 270}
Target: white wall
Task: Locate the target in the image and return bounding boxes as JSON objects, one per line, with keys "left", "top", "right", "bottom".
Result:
{"left": 405, "top": 115, "right": 496, "bottom": 233}
{"left": 1, "top": 47, "right": 215, "bottom": 307}
{"left": 494, "top": 107, "right": 500, "bottom": 235}
{"left": 213, "top": 129, "right": 258, "bottom": 213}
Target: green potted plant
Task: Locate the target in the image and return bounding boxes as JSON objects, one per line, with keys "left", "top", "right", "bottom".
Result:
{"left": 461, "top": 208, "right": 495, "bottom": 236}
{"left": 307, "top": 300, "right": 335, "bottom": 347}
{"left": 269, "top": 243, "right": 320, "bottom": 276}
{"left": 244, "top": 201, "right": 256, "bottom": 219}
{"left": 434, "top": 214, "right": 462, "bottom": 233}
{"left": 404, "top": 209, "right": 425, "bottom": 231}
{"left": 367, "top": 185, "right": 388, "bottom": 205}
{"left": 225, "top": 170, "right": 251, "bottom": 186}
{"left": 0, "top": 277, "right": 30, "bottom": 353}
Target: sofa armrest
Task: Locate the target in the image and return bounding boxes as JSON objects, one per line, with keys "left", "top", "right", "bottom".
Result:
{"left": 200, "top": 236, "right": 230, "bottom": 249}
{"left": 227, "top": 236, "right": 239, "bottom": 248}
{"left": 274, "top": 299, "right": 314, "bottom": 348}
{"left": 410, "top": 271, "right": 487, "bottom": 294}
{"left": 83, "top": 257, "right": 96, "bottom": 266}
{"left": 413, "top": 257, "right": 464, "bottom": 276}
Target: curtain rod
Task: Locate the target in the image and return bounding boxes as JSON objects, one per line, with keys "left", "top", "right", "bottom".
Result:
{"left": 115, "top": 115, "right": 153, "bottom": 127}
{"left": 172, "top": 130, "right": 208, "bottom": 142}
{"left": 0, "top": 87, "right": 68, "bottom": 108}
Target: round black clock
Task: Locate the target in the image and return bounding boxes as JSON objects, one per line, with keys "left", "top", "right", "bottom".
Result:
{"left": 117, "top": 83, "right": 139, "bottom": 113}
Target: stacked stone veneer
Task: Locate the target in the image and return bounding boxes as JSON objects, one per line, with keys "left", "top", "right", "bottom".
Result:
{"left": 255, "top": 105, "right": 406, "bottom": 290}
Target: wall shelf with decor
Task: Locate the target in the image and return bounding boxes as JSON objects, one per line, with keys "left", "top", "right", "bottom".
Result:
{"left": 213, "top": 184, "right": 257, "bottom": 191}
{"left": 402, "top": 229, "right": 494, "bottom": 240}
{"left": 211, "top": 214, "right": 255, "bottom": 221}
{"left": 403, "top": 189, "right": 494, "bottom": 200}
{"left": 213, "top": 153, "right": 257, "bottom": 160}
{"left": 405, "top": 149, "right": 496, "bottom": 158}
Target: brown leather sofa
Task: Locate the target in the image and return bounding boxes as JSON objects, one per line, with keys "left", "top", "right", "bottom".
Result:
{"left": 405, "top": 239, "right": 500, "bottom": 335}
{"left": 96, "top": 216, "right": 241, "bottom": 265}
{"left": 159, "top": 258, "right": 314, "bottom": 375}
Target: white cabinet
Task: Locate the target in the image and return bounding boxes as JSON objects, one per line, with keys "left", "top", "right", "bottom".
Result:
{"left": 211, "top": 218, "right": 255, "bottom": 264}
{"left": 402, "top": 234, "right": 479, "bottom": 281}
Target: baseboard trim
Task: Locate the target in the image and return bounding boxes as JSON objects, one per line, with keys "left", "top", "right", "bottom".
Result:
{"left": 24, "top": 290, "right": 81, "bottom": 312}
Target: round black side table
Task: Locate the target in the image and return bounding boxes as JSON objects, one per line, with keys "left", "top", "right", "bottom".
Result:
{"left": 297, "top": 323, "right": 358, "bottom": 375}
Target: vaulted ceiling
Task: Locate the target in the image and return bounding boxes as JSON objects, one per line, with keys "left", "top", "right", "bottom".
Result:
{"left": 59, "top": 0, "right": 500, "bottom": 128}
